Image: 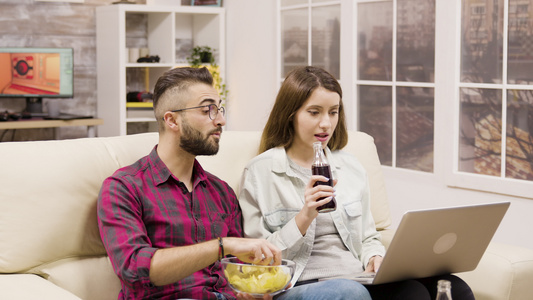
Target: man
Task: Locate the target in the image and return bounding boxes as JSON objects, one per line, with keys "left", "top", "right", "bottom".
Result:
{"left": 98, "top": 67, "right": 281, "bottom": 300}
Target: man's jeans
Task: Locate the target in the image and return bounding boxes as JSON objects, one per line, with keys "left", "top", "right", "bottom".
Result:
{"left": 214, "top": 292, "right": 227, "bottom": 300}
{"left": 275, "top": 279, "right": 371, "bottom": 300}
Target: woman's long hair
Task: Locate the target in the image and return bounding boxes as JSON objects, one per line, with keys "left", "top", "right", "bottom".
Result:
{"left": 259, "top": 66, "right": 348, "bottom": 153}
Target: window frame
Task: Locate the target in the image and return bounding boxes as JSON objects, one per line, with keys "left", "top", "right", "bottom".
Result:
{"left": 277, "top": 0, "right": 533, "bottom": 199}
{"left": 354, "top": 0, "right": 436, "bottom": 172}
{"left": 445, "top": 0, "right": 533, "bottom": 199}
{"left": 277, "top": 0, "right": 353, "bottom": 124}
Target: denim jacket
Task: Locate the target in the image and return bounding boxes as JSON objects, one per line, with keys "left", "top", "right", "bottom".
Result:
{"left": 238, "top": 147, "right": 386, "bottom": 285}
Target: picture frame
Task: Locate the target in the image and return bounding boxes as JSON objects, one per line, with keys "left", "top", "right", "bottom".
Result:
{"left": 191, "top": 0, "right": 221, "bottom": 6}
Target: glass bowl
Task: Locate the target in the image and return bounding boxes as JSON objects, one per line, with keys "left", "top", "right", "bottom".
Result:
{"left": 221, "top": 257, "right": 295, "bottom": 297}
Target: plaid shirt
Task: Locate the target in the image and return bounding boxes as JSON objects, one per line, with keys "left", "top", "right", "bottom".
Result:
{"left": 98, "top": 146, "right": 242, "bottom": 300}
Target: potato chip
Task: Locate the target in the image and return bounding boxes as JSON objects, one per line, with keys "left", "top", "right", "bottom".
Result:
{"left": 224, "top": 263, "right": 291, "bottom": 294}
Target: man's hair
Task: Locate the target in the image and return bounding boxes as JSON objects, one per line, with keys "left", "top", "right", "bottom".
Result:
{"left": 153, "top": 67, "right": 213, "bottom": 131}
{"left": 259, "top": 66, "right": 347, "bottom": 153}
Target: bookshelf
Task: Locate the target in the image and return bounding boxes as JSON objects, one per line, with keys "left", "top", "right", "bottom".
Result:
{"left": 96, "top": 4, "right": 225, "bottom": 136}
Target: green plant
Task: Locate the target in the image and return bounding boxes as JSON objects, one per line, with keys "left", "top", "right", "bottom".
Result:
{"left": 187, "top": 46, "right": 215, "bottom": 66}
{"left": 187, "top": 46, "right": 228, "bottom": 102}
{"left": 210, "top": 67, "right": 228, "bottom": 102}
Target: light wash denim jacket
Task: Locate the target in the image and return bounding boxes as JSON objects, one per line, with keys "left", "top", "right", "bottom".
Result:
{"left": 238, "top": 147, "right": 386, "bottom": 285}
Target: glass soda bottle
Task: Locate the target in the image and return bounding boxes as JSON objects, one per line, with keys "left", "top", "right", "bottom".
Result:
{"left": 435, "top": 280, "right": 452, "bottom": 300}
{"left": 312, "top": 141, "right": 337, "bottom": 213}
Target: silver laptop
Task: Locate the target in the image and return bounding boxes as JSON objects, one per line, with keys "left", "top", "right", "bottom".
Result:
{"left": 324, "top": 201, "right": 510, "bottom": 285}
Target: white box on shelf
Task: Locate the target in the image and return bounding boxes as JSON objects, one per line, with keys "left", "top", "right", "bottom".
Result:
{"left": 147, "top": 0, "right": 181, "bottom": 5}
{"left": 127, "top": 109, "right": 155, "bottom": 119}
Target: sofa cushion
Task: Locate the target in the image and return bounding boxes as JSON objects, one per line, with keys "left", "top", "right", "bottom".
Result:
{"left": 31, "top": 256, "right": 121, "bottom": 300}
{"left": 456, "top": 242, "right": 533, "bottom": 300}
{"left": 0, "top": 274, "right": 80, "bottom": 299}
{"left": 0, "top": 133, "right": 158, "bottom": 273}
{"left": 100, "top": 132, "right": 158, "bottom": 168}
{"left": 344, "top": 131, "right": 391, "bottom": 230}
{"left": 197, "top": 131, "right": 262, "bottom": 191}
{"left": 0, "top": 139, "right": 117, "bottom": 272}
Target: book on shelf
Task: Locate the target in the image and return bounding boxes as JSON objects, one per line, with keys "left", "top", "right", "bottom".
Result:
{"left": 126, "top": 102, "right": 153, "bottom": 109}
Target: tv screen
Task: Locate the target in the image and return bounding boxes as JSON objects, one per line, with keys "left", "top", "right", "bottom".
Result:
{"left": 0, "top": 47, "right": 73, "bottom": 114}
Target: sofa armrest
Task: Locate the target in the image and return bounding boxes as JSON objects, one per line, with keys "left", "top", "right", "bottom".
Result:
{"left": 0, "top": 274, "right": 81, "bottom": 300}
{"left": 455, "top": 242, "right": 533, "bottom": 300}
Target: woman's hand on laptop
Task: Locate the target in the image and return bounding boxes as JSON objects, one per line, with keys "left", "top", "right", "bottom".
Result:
{"left": 365, "top": 255, "right": 383, "bottom": 273}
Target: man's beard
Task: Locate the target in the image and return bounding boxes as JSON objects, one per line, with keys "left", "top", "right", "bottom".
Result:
{"left": 180, "top": 119, "right": 222, "bottom": 156}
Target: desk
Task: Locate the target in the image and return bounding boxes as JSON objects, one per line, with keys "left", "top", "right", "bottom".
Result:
{"left": 0, "top": 118, "right": 104, "bottom": 139}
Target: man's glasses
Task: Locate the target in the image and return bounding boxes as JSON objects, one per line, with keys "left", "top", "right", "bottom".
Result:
{"left": 169, "top": 104, "right": 225, "bottom": 120}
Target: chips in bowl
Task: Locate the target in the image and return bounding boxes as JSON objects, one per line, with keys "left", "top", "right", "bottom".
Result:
{"left": 221, "top": 257, "right": 295, "bottom": 296}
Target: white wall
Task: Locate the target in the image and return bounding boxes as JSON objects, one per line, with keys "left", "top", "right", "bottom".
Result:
{"left": 224, "top": 0, "right": 278, "bottom": 131}
{"left": 224, "top": 0, "right": 533, "bottom": 250}
{"left": 384, "top": 169, "right": 533, "bottom": 250}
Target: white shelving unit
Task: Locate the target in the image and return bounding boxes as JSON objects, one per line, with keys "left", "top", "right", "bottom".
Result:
{"left": 96, "top": 4, "right": 225, "bottom": 136}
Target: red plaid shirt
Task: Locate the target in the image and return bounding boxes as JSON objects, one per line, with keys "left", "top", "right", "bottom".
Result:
{"left": 98, "top": 146, "right": 242, "bottom": 299}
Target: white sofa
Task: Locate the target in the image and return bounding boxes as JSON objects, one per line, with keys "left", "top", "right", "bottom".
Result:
{"left": 0, "top": 131, "right": 532, "bottom": 300}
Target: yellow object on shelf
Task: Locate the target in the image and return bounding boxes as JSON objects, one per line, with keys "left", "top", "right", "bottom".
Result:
{"left": 126, "top": 102, "right": 153, "bottom": 108}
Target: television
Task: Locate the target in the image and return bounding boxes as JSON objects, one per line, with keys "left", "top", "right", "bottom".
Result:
{"left": 0, "top": 47, "right": 74, "bottom": 115}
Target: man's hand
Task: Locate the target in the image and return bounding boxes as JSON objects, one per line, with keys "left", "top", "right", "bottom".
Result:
{"left": 224, "top": 237, "right": 282, "bottom": 266}
{"left": 149, "top": 237, "right": 280, "bottom": 286}
{"left": 365, "top": 255, "right": 383, "bottom": 273}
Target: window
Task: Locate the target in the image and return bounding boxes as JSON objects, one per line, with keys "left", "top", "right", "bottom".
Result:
{"left": 356, "top": 0, "right": 436, "bottom": 172}
{"left": 472, "top": 5, "right": 487, "bottom": 14}
{"left": 277, "top": 0, "right": 533, "bottom": 198}
{"left": 453, "top": 0, "right": 533, "bottom": 198}
{"left": 280, "top": 0, "right": 341, "bottom": 79}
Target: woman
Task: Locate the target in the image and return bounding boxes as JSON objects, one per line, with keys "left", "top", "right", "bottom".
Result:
{"left": 238, "top": 66, "right": 474, "bottom": 300}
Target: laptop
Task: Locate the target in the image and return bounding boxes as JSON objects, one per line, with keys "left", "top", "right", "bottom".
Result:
{"left": 322, "top": 201, "right": 510, "bottom": 285}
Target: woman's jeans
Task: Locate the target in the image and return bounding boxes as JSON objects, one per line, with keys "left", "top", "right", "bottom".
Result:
{"left": 275, "top": 279, "right": 371, "bottom": 300}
